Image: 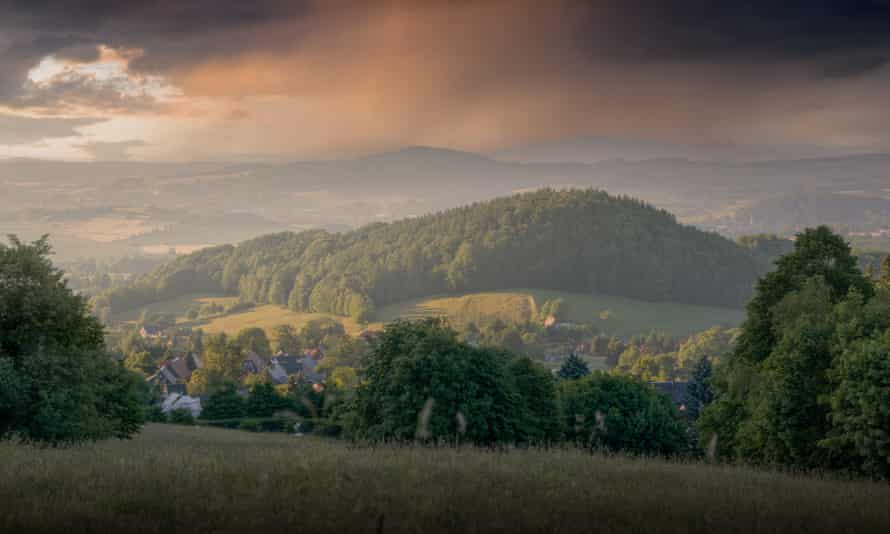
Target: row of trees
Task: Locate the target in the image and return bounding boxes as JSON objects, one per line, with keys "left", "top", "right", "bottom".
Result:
{"left": 348, "top": 319, "right": 689, "bottom": 454}
{"left": 97, "top": 189, "right": 768, "bottom": 320}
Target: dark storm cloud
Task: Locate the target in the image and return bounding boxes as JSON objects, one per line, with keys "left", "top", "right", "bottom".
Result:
{"left": 2, "top": 1, "right": 888, "bottom": 83}
{"left": 1, "top": 1, "right": 889, "bottom": 154}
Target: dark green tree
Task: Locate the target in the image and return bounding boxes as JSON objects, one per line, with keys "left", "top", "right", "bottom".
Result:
{"left": 353, "top": 319, "right": 520, "bottom": 444}
{"left": 273, "top": 324, "right": 303, "bottom": 354}
{"left": 684, "top": 356, "right": 714, "bottom": 421}
{"left": 557, "top": 352, "right": 590, "bottom": 380}
{"left": 201, "top": 383, "right": 245, "bottom": 420}
{"left": 701, "top": 227, "right": 872, "bottom": 463}
{"left": 246, "top": 383, "right": 289, "bottom": 417}
{"left": 507, "top": 356, "right": 560, "bottom": 443}
{"left": 558, "top": 373, "right": 688, "bottom": 455}
{"left": 236, "top": 327, "right": 272, "bottom": 358}
{"left": 0, "top": 236, "right": 145, "bottom": 445}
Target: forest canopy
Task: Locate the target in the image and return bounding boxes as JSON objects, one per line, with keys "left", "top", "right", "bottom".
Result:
{"left": 96, "top": 189, "right": 766, "bottom": 320}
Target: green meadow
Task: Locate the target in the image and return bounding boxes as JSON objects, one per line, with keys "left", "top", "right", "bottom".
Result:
{"left": 2, "top": 424, "right": 888, "bottom": 534}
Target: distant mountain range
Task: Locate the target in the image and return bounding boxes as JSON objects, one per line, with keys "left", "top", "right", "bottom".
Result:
{"left": 2, "top": 145, "right": 889, "bottom": 260}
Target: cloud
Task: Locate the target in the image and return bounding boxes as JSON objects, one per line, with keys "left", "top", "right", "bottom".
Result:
{"left": 1, "top": 1, "right": 890, "bottom": 156}
{"left": 0, "top": 113, "right": 102, "bottom": 144}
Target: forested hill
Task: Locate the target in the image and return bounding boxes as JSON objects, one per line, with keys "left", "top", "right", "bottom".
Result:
{"left": 95, "top": 190, "right": 764, "bottom": 319}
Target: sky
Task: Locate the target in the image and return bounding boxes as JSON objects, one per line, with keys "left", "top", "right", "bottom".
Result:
{"left": 1, "top": 0, "right": 889, "bottom": 161}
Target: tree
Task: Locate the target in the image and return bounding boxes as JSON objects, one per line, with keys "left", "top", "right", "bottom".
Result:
{"left": 558, "top": 373, "right": 688, "bottom": 456}
{"left": 187, "top": 368, "right": 225, "bottom": 396}
{"left": 201, "top": 383, "right": 245, "bottom": 420}
{"left": 352, "top": 319, "right": 520, "bottom": 444}
{"left": 734, "top": 226, "right": 871, "bottom": 367}
{"left": 236, "top": 327, "right": 271, "bottom": 358}
{"left": 507, "top": 356, "right": 560, "bottom": 443}
{"left": 701, "top": 227, "right": 872, "bottom": 463}
{"left": 821, "top": 293, "right": 890, "bottom": 479}
{"left": 245, "top": 383, "right": 289, "bottom": 417}
{"left": 557, "top": 352, "right": 590, "bottom": 380}
{"left": 879, "top": 255, "right": 890, "bottom": 292}
{"left": 0, "top": 236, "right": 145, "bottom": 445}
{"left": 124, "top": 350, "right": 158, "bottom": 376}
{"left": 201, "top": 333, "right": 244, "bottom": 382}
{"left": 273, "top": 324, "right": 303, "bottom": 355}
{"left": 684, "top": 356, "right": 714, "bottom": 421}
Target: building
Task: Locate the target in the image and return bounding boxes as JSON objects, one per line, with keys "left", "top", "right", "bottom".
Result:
{"left": 242, "top": 350, "right": 266, "bottom": 374}
{"left": 147, "top": 356, "right": 193, "bottom": 387}
{"left": 161, "top": 392, "right": 202, "bottom": 418}
{"left": 268, "top": 354, "right": 303, "bottom": 385}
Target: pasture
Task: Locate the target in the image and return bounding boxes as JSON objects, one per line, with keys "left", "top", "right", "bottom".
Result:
{"left": 1, "top": 424, "right": 888, "bottom": 533}
{"left": 374, "top": 289, "right": 745, "bottom": 338}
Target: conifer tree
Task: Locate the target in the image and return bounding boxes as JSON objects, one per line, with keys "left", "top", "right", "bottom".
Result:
{"left": 684, "top": 356, "right": 714, "bottom": 420}
{"left": 557, "top": 352, "right": 590, "bottom": 380}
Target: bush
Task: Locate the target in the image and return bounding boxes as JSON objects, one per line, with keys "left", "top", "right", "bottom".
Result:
{"left": 201, "top": 383, "right": 245, "bottom": 420}
{"left": 238, "top": 419, "right": 261, "bottom": 432}
{"left": 168, "top": 408, "right": 194, "bottom": 425}
{"left": 145, "top": 405, "right": 167, "bottom": 423}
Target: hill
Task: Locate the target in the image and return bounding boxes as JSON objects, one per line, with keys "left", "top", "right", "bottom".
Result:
{"left": 95, "top": 189, "right": 764, "bottom": 320}
{"left": 3, "top": 424, "right": 889, "bottom": 533}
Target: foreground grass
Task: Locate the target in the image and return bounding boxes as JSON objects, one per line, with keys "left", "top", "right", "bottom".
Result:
{"left": 2, "top": 425, "right": 889, "bottom": 533}
{"left": 375, "top": 289, "right": 745, "bottom": 338}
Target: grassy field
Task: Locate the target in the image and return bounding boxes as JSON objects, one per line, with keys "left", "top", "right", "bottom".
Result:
{"left": 191, "top": 304, "right": 377, "bottom": 337}
{"left": 375, "top": 289, "right": 746, "bottom": 338}
{"left": 2, "top": 424, "right": 889, "bottom": 533}
{"left": 110, "top": 294, "right": 239, "bottom": 324}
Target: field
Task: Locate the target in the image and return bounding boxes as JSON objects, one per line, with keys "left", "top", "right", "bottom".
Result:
{"left": 191, "top": 304, "right": 377, "bottom": 337}
{"left": 109, "top": 294, "right": 239, "bottom": 324}
{"left": 112, "top": 288, "right": 745, "bottom": 342}
{"left": 2, "top": 424, "right": 889, "bottom": 533}
{"left": 374, "top": 289, "right": 746, "bottom": 338}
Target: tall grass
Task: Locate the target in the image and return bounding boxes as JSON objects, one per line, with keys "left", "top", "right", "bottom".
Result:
{"left": 2, "top": 424, "right": 888, "bottom": 533}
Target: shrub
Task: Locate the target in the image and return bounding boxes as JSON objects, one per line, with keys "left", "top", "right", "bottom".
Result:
{"left": 168, "top": 408, "right": 195, "bottom": 425}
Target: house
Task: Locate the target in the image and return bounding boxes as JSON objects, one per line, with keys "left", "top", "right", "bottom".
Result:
{"left": 147, "top": 366, "right": 178, "bottom": 387}
{"left": 299, "top": 355, "right": 324, "bottom": 384}
{"left": 147, "top": 356, "right": 193, "bottom": 386}
{"left": 140, "top": 325, "right": 165, "bottom": 339}
{"left": 649, "top": 381, "right": 689, "bottom": 412}
{"left": 268, "top": 354, "right": 302, "bottom": 385}
{"left": 242, "top": 350, "right": 266, "bottom": 374}
{"left": 161, "top": 392, "right": 202, "bottom": 418}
